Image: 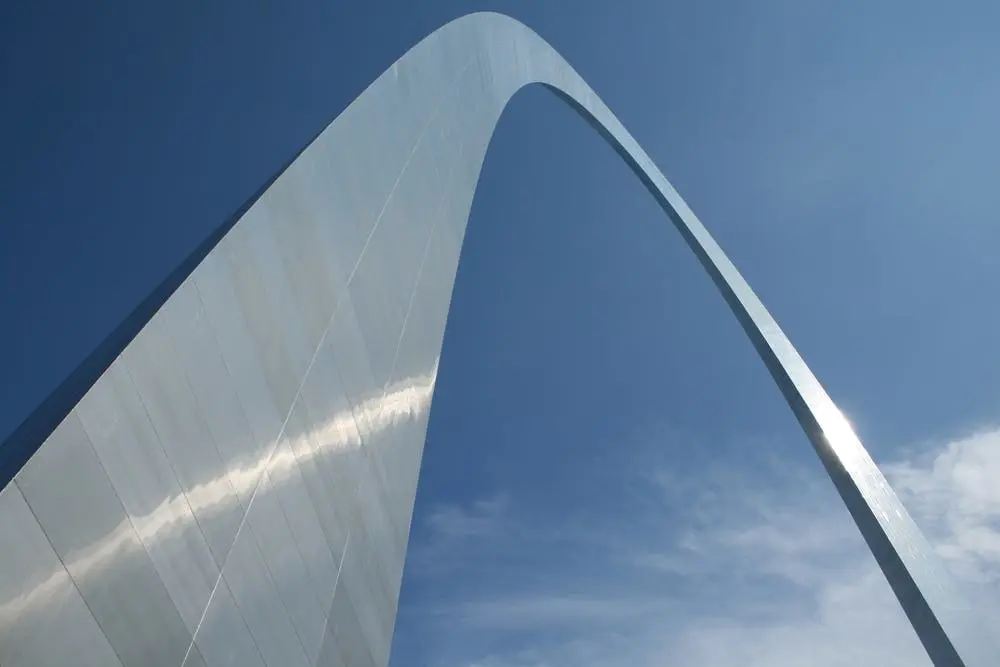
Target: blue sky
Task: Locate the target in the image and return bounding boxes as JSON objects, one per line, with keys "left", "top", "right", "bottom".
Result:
{"left": 3, "top": 1, "right": 1000, "bottom": 666}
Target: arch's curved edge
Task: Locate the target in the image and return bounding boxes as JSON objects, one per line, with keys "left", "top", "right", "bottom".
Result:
{"left": 0, "top": 11, "right": 992, "bottom": 667}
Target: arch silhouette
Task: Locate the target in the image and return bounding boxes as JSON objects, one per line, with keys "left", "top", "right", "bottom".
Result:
{"left": 0, "top": 12, "right": 993, "bottom": 667}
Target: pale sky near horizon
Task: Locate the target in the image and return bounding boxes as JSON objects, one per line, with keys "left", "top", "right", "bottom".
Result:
{"left": 2, "top": 2, "right": 1000, "bottom": 666}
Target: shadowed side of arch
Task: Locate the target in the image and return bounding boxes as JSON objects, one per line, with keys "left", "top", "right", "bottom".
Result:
{"left": 0, "top": 11, "right": 992, "bottom": 667}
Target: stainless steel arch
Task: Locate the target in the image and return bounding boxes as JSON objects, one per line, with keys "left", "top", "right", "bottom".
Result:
{"left": 0, "top": 11, "right": 993, "bottom": 667}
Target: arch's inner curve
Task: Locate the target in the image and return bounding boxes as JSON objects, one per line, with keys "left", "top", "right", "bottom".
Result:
{"left": 0, "top": 11, "right": 993, "bottom": 667}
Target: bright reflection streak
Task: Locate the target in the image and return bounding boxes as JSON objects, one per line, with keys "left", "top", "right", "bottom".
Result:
{"left": 0, "top": 360, "right": 438, "bottom": 626}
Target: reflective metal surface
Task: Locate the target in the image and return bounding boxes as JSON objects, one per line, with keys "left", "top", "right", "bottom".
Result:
{"left": 0, "top": 11, "right": 993, "bottom": 667}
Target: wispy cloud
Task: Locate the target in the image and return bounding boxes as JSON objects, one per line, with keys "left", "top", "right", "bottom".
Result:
{"left": 424, "top": 495, "right": 510, "bottom": 540}
{"left": 394, "top": 426, "right": 1000, "bottom": 667}
{"left": 404, "top": 492, "right": 511, "bottom": 577}
{"left": 886, "top": 429, "right": 1000, "bottom": 586}
{"left": 446, "top": 593, "right": 674, "bottom": 630}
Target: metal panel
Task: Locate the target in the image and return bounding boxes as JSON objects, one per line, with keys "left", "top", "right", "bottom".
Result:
{"left": 326, "top": 540, "right": 377, "bottom": 667}
{"left": 163, "top": 277, "right": 263, "bottom": 511}
{"left": 279, "top": 401, "right": 346, "bottom": 606}
{"left": 244, "top": 465, "right": 326, "bottom": 664}
{"left": 320, "top": 295, "right": 379, "bottom": 444}
{"left": 15, "top": 412, "right": 192, "bottom": 667}
{"left": 345, "top": 124, "right": 444, "bottom": 394}
{"left": 189, "top": 576, "right": 266, "bottom": 667}
{"left": 316, "top": 625, "right": 349, "bottom": 667}
{"left": 259, "top": 175, "right": 346, "bottom": 352}
{"left": 299, "top": 309, "right": 369, "bottom": 499}
{"left": 317, "top": 300, "right": 410, "bottom": 577}
{"left": 302, "top": 333, "right": 400, "bottom": 622}
{"left": 221, "top": 514, "right": 311, "bottom": 667}
{"left": 235, "top": 206, "right": 317, "bottom": 382}
{"left": 336, "top": 535, "right": 390, "bottom": 667}
{"left": 261, "top": 429, "right": 341, "bottom": 642}
{"left": 123, "top": 319, "right": 243, "bottom": 569}
{"left": 76, "top": 359, "right": 220, "bottom": 635}
{"left": 0, "top": 483, "right": 123, "bottom": 667}
{"left": 191, "top": 249, "right": 284, "bottom": 477}
{"left": 180, "top": 644, "right": 210, "bottom": 667}
{"left": 222, "top": 217, "right": 309, "bottom": 419}
{"left": 289, "top": 395, "right": 350, "bottom": 552}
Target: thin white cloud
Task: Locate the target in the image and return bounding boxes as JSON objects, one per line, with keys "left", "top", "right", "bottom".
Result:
{"left": 447, "top": 593, "right": 674, "bottom": 630}
{"left": 403, "top": 492, "right": 512, "bottom": 578}
{"left": 425, "top": 494, "right": 510, "bottom": 540}
{"left": 886, "top": 429, "right": 1000, "bottom": 586}
{"left": 395, "top": 426, "right": 1000, "bottom": 667}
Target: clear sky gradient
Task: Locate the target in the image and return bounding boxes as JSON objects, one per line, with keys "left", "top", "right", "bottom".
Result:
{"left": 2, "top": 2, "right": 999, "bottom": 666}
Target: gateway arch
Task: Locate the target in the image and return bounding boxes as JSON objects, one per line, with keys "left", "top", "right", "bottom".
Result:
{"left": 0, "top": 12, "right": 992, "bottom": 667}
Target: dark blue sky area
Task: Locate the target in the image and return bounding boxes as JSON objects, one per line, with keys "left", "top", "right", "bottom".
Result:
{"left": 3, "top": 3, "right": 1000, "bottom": 665}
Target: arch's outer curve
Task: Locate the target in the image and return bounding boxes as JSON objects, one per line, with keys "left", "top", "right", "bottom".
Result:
{"left": 0, "top": 12, "right": 992, "bottom": 667}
